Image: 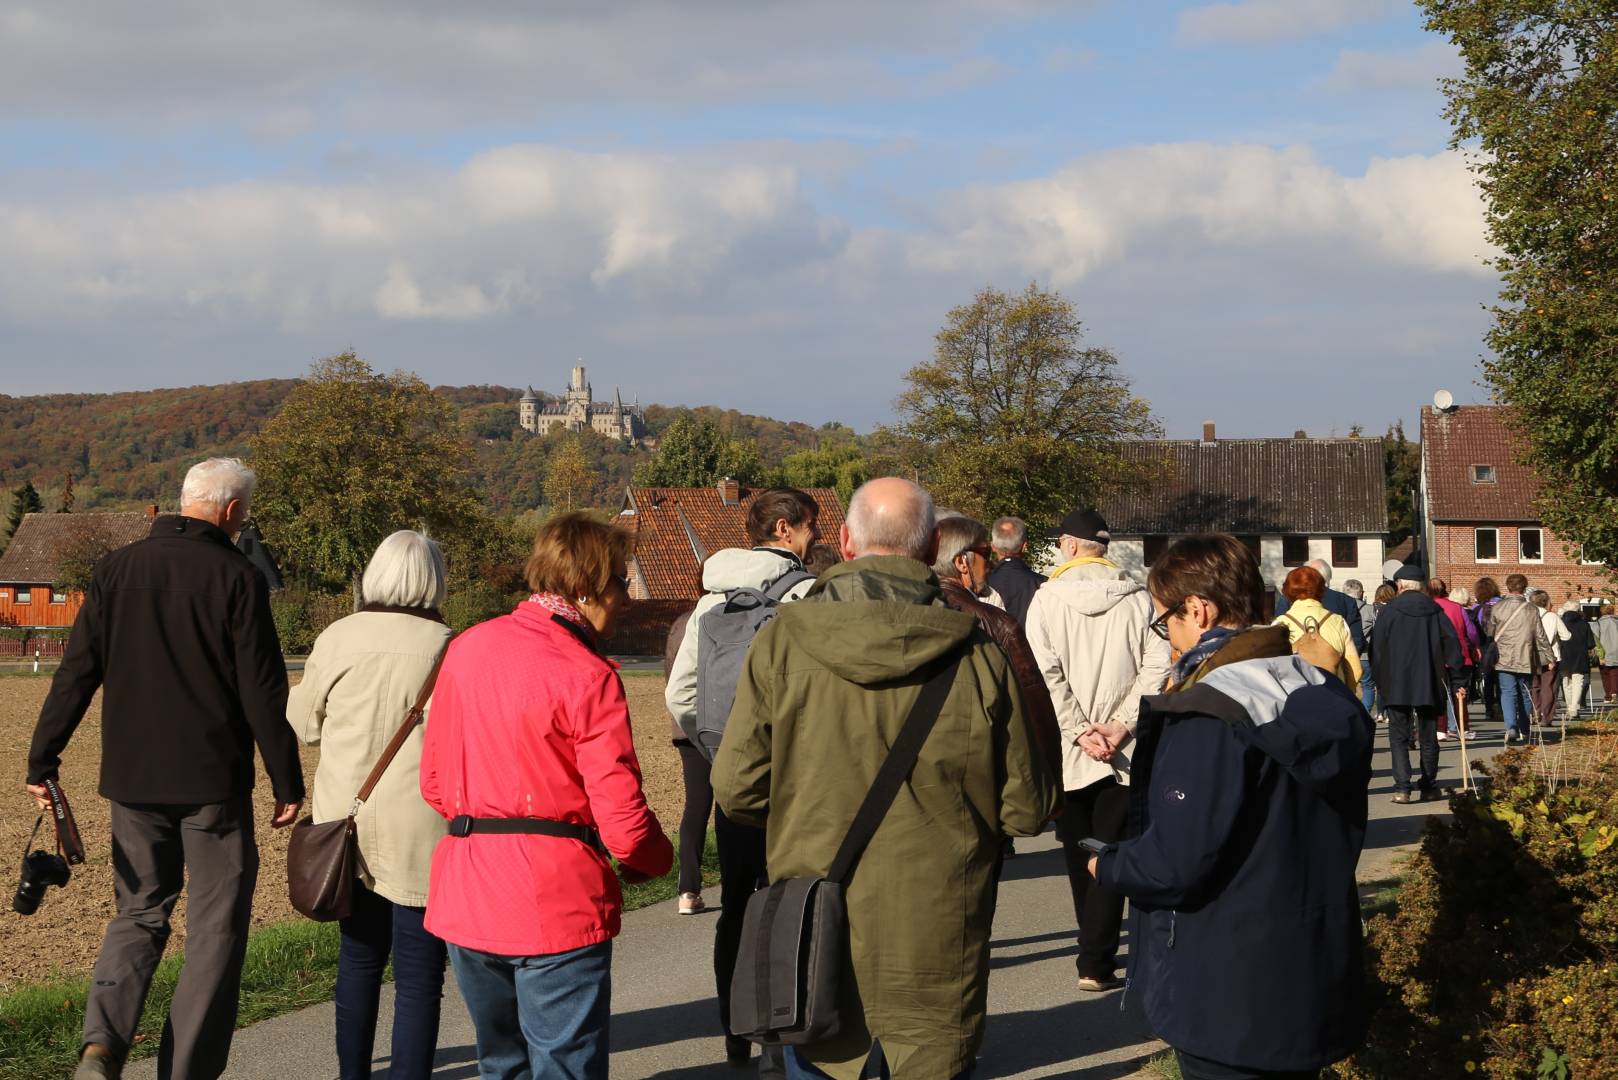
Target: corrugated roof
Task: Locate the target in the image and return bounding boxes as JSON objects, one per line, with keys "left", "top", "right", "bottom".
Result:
{"left": 624, "top": 485, "right": 847, "bottom": 600}
{"left": 1100, "top": 438, "right": 1387, "bottom": 535}
{"left": 1419, "top": 405, "right": 1539, "bottom": 522}
{"left": 0, "top": 512, "right": 151, "bottom": 584}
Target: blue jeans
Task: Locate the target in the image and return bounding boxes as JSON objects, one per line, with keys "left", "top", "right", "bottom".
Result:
{"left": 784, "top": 1046, "right": 975, "bottom": 1080}
{"left": 1359, "top": 666, "right": 1377, "bottom": 716}
{"left": 335, "top": 881, "right": 446, "bottom": 1080}
{"left": 450, "top": 940, "right": 612, "bottom": 1080}
{"left": 1499, "top": 671, "right": 1533, "bottom": 737}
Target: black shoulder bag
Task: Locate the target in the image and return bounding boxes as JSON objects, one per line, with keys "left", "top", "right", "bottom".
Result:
{"left": 728, "top": 653, "right": 963, "bottom": 1046}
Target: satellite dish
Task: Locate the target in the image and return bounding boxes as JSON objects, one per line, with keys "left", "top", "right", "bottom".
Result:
{"left": 1382, "top": 559, "right": 1404, "bottom": 582}
{"left": 1433, "top": 389, "right": 1454, "bottom": 411}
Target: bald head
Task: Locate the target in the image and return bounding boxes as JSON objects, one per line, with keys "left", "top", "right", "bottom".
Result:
{"left": 1306, "top": 558, "right": 1331, "bottom": 585}
{"left": 841, "top": 477, "right": 938, "bottom": 563}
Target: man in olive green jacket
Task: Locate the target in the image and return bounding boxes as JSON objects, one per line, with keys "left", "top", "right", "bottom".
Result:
{"left": 713, "top": 478, "right": 1060, "bottom": 1080}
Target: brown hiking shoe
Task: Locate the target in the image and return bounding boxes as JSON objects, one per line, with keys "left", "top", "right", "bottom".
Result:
{"left": 75, "top": 1045, "right": 121, "bottom": 1080}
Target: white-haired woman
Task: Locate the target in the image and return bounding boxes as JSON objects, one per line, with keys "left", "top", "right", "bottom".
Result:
{"left": 287, "top": 530, "right": 454, "bottom": 1080}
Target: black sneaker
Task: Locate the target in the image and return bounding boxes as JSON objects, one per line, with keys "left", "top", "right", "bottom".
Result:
{"left": 726, "top": 1035, "right": 753, "bottom": 1066}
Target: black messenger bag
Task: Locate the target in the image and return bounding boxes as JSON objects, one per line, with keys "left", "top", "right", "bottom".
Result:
{"left": 728, "top": 653, "right": 962, "bottom": 1046}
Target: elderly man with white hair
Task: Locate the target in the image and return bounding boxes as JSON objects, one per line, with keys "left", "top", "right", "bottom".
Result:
{"left": 1273, "top": 557, "right": 1368, "bottom": 656}
{"left": 27, "top": 457, "right": 305, "bottom": 1080}
{"left": 985, "top": 515, "right": 1047, "bottom": 630}
{"left": 714, "top": 477, "right": 1059, "bottom": 1080}
{"left": 1371, "top": 565, "right": 1463, "bottom": 803}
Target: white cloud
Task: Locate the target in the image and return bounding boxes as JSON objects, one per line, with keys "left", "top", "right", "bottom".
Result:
{"left": 1177, "top": 0, "right": 1400, "bottom": 46}
{"left": 1319, "top": 41, "right": 1463, "bottom": 95}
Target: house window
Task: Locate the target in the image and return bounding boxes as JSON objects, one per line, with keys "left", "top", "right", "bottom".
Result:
{"left": 1519, "top": 528, "right": 1543, "bottom": 563}
{"left": 1331, "top": 537, "right": 1358, "bottom": 567}
{"left": 1281, "top": 536, "right": 1310, "bottom": 567}
{"left": 1471, "top": 464, "right": 1496, "bottom": 484}
{"left": 15, "top": 587, "right": 31, "bottom": 605}
{"left": 51, "top": 589, "right": 67, "bottom": 604}
{"left": 1580, "top": 545, "right": 1605, "bottom": 566}
{"left": 1475, "top": 528, "right": 1499, "bottom": 563}
{"left": 1143, "top": 536, "right": 1169, "bottom": 567}
{"left": 1236, "top": 536, "right": 1261, "bottom": 562}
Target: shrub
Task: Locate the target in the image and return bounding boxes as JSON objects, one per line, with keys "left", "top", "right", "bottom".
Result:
{"left": 1338, "top": 739, "right": 1618, "bottom": 1078}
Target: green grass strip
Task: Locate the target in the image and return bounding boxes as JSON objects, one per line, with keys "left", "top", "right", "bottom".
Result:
{"left": 0, "top": 829, "right": 719, "bottom": 1079}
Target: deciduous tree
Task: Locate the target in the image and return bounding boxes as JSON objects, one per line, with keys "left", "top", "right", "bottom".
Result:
{"left": 895, "top": 283, "right": 1160, "bottom": 526}
{"left": 543, "top": 437, "right": 593, "bottom": 510}
{"left": 1422, "top": 1, "right": 1618, "bottom": 572}
{"left": 633, "top": 417, "right": 766, "bottom": 487}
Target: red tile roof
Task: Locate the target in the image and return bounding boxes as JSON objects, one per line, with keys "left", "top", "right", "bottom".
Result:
{"left": 1420, "top": 405, "right": 1539, "bottom": 522}
{"left": 0, "top": 512, "right": 151, "bottom": 584}
{"left": 624, "top": 485, "right": 847, "bottom": 600}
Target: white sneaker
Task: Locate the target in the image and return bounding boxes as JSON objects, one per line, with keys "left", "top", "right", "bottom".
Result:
{"left": 1436, "top": 731, "right": 1451, "bottom": 742}
{"left": 677, "top": 892, "right": 706, "bottom": 915}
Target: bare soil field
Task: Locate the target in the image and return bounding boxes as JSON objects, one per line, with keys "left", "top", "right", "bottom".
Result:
{"left": 0, "top": 671, "right": 687, "bottom": 990}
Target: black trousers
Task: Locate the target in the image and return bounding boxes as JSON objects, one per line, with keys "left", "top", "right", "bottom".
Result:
{"left": 1176, "top": 1049, "right": 1318, "bottom": 1080}
{"left": 1055, "top": 778, "right": 1130, "bottom": 978}
{"left": 713, "top": 805, "right": 785, "bottom": 1076}
{"left": 674, "top": 740, "right": 713, "bottom": 895}
{"left": 1386, "top": 706, "right": 1439, "bottom": 795}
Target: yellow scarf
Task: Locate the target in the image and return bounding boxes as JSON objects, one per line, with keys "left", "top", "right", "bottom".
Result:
{"left": 1049, "top": 555, "right": 1119, "bottom": 580}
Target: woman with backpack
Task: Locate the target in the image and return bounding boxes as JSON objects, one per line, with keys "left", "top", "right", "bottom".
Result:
{"left": 1272, "top": 565, "right": 1362, "bottom": 696}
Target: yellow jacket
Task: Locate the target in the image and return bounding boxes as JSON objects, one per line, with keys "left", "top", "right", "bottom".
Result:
{"left": 1273, "top": 598, "right": 1363, "bottom": 696}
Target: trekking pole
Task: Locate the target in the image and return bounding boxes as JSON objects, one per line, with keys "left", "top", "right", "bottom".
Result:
{"left": 1455, "top": 688, "right": 1474, "bottom": 792}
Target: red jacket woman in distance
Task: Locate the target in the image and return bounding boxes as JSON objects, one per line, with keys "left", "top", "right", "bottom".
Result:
{"left": 421, "top": 512, "right": 672, "bottom": 1079}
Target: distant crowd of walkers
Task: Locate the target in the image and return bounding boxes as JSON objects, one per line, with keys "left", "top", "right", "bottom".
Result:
{"left": 21, "top": 457, "right": 1616, "bottom": 1079}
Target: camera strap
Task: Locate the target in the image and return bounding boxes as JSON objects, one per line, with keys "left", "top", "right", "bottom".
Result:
{"left": 42, "top": 778, "right": 85, "bottom": 865}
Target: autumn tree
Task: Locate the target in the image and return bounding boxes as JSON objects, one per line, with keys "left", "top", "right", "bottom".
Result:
{"left": 251, "top": 353, "right": 479, "bottom": 592}
{"left": 52, "top": 527, "right": 120, "bottom": 593}
{"left": 1421, "top": 1, "right": 1618, "bottom": 571}
{"left": 633, "top": 418, "right": 765, "bottom": 487}
{"left": 779, "top": 444, "right": 871, "bottom": 504}
{"left": 895, "top": 283, "right": 1160, "bottom": 526}
{"left": 543, "top": 437, "right": 593, "bottom": 511}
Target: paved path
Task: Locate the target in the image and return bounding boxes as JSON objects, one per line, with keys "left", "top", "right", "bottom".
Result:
{"left": 129, "top": 704, "right": 1510, "bottom": 1080}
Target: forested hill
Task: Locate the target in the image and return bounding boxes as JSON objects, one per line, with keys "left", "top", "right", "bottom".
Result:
{"left": 0, "top": 381, "right": 839, "bottom": 514}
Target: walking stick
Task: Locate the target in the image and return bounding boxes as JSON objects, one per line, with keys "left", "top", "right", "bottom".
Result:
{"left": 1455, "top": 688, "right": 1475, "bottom": 792}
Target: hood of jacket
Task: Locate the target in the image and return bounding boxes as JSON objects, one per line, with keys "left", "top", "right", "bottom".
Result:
{"left": 1380, "top": 589, "right": 1446, "bottom": 625}
{"left": 779, "top": 555, "right": 977, "bottom": 685}
{"left": 700, "top": 546, "right": 804, "bottom": 594}
{"left": 1039, "top": 560, "right": 1145, "bottom": 617}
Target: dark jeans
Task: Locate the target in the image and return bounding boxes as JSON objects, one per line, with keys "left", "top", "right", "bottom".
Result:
{"left": 336, "top": 881, "right": 447, "bottom": 1080}
{"left": 785, "top": 1046, "right": 975, "bottom": 1080}
{"left": 1533, "top": 663, "right": 1560, "bottom": 725}
{"left": 1055, "top": 778, "right": 1130, "bottom": 979}
{"left": 1175, "top": 1048, "right": 1318, "bottom": 1080}
{"left": 674, "top": 739, "right": 713, "bottom": 895}
{"left": 449, "top": 940, "right": 611, "bottom": 1080}
{"left": 84, "top": 797, "right": 257, "bottom": 1080}
{"left": 1386, "top": 706, "right": 1439, "bottom": 795}
{"left": 713, "top": 806, "right": 785, "bottom": 1076}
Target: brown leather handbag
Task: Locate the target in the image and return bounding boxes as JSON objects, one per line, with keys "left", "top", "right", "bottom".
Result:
{"left": 287, "top": 645, "right": 449, "bottom": 921}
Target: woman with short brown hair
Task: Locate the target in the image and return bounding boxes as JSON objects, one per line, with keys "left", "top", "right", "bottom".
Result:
{"left": 421, "top": 512, "right": 672, "bottom": 1079}
{"left": 1272, "top": 565, "right": 1362, "bottom": 695}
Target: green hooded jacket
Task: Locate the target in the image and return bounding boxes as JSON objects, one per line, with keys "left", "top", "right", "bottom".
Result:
{"left": 712, "top": 556, "right": 1061, "bottom": 1079}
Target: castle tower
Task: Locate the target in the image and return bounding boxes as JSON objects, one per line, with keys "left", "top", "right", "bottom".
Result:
{"left": 519, "top": 386, "right": 538, "bottom": 434}
{"left": 567, "top": 363, "right": 592, "bottom": 407}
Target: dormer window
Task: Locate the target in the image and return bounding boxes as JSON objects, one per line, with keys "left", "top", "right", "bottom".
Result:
{"left": 1471, "top": 464, "right": 1496, "bottom": 484}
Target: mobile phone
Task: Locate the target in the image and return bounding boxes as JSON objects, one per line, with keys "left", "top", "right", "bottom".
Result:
{"left": 1076, "top": 837, "right": 1107, "bottom": 855}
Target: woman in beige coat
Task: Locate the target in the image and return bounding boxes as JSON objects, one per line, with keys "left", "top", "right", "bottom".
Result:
{"left": 287, "top": 531, "right": 454, "bottom": 1080}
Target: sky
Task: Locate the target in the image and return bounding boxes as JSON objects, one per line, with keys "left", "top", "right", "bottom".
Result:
{"left": 0, "top": 0, "right": 1496, "bottom": 438}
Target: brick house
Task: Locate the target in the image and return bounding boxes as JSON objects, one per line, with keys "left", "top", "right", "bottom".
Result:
{"left": 606, "top": 479, "right": 846, "bottom": 653}
{"left": 1418, "top": 404, "right": 1611, "bottom": 609}
{"left": 1098, "top": 424, "right": 1387, "bottom": 616}
{"left": 0, "top": 512, "right": 151, "bottom": 650}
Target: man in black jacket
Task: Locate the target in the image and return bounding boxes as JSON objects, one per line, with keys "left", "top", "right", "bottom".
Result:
{"left": 986, "top": 515, "right": 1046, "bottom": 630}
{"left": 1372, "top": 565, "right": 1463, "bottom": 803}
{"left": 25, "top": 458, "right": 304, "bottom": 1080}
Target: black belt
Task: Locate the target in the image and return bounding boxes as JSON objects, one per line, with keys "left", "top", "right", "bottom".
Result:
{"left": 446, "top": 816, "right": 606, "bottom": 854}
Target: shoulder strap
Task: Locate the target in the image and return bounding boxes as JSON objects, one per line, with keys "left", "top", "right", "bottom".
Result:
{"left": 1281, "top": 613, "right": 1306, "bottom": 632}
{"left": 826, "top": 653, "right": 963, "bottom": 886}
{"left": 763, "top": 570, "right": 812, "bottom": 602}
{"left": 352, "top": 639, "right": 452, "bottom": 811}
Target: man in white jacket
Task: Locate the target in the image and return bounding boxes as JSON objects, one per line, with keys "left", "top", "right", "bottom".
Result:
{"left": 1025, "top": 509, "right": 1172, "bottom": 992}
{"left": 664, "top": 487, "right": 818, "bottom": 1074}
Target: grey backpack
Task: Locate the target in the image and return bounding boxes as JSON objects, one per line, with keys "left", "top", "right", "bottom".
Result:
{"left": 693, "top": 570, "right": 813, "bottom": 761}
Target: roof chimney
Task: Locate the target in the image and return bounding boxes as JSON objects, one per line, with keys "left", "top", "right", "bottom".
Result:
{"left": 1293, "top": 429, "right": 1308, "bottom": 439}
{"left": 145, "top": 504, "right": 159, "bottom": 520}
{"left": 717, "top": 477, "right": 741, "bottom": 506}
{"left": 1201, "top": 421, "right": 1216, "bottom": 444}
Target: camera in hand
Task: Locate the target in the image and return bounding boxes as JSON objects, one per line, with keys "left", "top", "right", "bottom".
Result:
{"left": 13, "top": 777, "right": 85, "bottom": 917}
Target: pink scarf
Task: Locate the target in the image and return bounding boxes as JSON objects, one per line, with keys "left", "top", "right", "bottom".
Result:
{"left": 528, "top": 592, "right": 591, "bottom": 634}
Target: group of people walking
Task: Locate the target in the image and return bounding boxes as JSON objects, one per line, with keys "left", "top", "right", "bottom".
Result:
{"left": 46, "top": 454, "right": 1586, "bottom": 1078}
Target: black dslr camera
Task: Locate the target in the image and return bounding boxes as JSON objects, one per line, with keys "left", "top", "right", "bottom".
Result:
{"left": 14, "top": 778, "right": 85, "bottom": 916}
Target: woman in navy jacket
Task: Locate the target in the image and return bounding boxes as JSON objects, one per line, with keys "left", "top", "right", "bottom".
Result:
{"left": 1087, "top": 534, "right": 1373, "bottom": 1080}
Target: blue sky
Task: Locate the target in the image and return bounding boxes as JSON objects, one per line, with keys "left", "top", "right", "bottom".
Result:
{"left": 0, "top": 1, "right": 1492, "bottom": 438}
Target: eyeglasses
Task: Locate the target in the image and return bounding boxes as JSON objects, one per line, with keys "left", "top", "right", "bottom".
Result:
{"left": 610, "top": 572, "right": 630, "bottom": 594}
{"left": 967, "top": 545, "right": 994, "bottom": 559}
{"left": 1148, "top": 600, "right": 1186, "bottom": 640}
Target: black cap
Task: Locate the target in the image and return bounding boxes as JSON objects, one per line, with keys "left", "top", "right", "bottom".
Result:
{"left": 1058, "top": 509, "right": 1111, "bottom": 545}
{"left": 1392, "top": 563, "right": 1425, "bottom": 582}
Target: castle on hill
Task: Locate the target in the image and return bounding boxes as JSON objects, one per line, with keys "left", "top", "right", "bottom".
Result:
{"left": 519, "top": 365, "right": 646, "bottom": 446}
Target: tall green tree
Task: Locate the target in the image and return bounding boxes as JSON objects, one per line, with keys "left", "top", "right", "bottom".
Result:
{"left": 1382, "top": 421, "right": 1423, "bottom": 547}
{"left": 894, "top": 283, "right": 1160, "bottom": 525}
{"left": 57, "top": 472, "right": 75, "bottom": 513}
{"left": 1421, "top": 1, "right": 1618, "bottom": 571}
{"left": 543, "top": 437, "right": 594, "bottom": 511}
{"left": 251, "top": 353, "right": 478, "bottom": 592}
{"left": 633, "top": 417, "right": 766, "bottom": 487}
{"left": 779, "top": 444, "right": 871, "bottom": 505}
{"left": 2, "top": 480, "right": 44, "bottom": 552}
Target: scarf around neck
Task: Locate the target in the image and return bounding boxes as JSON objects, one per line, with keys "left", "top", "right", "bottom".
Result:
{"left": 528, "top": 592, "right": 594, "bottom": 638}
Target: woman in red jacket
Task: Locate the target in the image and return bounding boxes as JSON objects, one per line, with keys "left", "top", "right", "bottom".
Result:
{"left": 421, "top": 512, "right": 672, "bottom": 1079}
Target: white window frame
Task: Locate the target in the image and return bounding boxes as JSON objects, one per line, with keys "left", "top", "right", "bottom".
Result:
{"left": 1579, "top": 545, "right": 1605, "bottom": 566}
{"left": 1475, "top": 527, "right": 1500, "bottom": 563}
{"left": 1518, "top": 527, "right": 1544, "bottom": 564}
{"left": 50, "top": 589, "right": 68, "bottom": 604}
{"left": 14, "top": 586, "right": 32, "bottom": 604}
{"left": 1471, "top": 464, "right": 1497, "bottom": 484}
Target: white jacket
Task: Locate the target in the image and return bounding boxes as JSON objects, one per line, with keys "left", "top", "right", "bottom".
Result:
{"left": 1541, "top": 608, "right": 1572, "bottom": 663}
{"left": 1025, "top": 561, "right": 1173, "bottom": 792}
{"left": 665, "top": 546, "right": 814, "bottom": 744}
